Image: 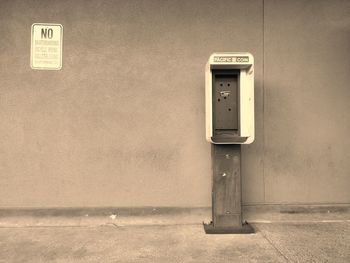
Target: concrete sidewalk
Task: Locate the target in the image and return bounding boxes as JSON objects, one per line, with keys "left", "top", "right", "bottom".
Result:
{"left": 0, "top": 208, "right": 349, "bottom": 262}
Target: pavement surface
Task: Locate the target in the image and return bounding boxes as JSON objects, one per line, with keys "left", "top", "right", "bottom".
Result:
{"left": 0, "top": 208, "right": 349, "bottom": 262}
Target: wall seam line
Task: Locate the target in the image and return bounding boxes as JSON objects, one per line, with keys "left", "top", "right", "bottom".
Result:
{"left": 262, "top": 0, "right": 266, "bottom": 203}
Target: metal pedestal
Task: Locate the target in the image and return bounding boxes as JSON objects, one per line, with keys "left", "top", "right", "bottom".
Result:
{"left": 204, "top": 144, "right": 254, "bottom": 234}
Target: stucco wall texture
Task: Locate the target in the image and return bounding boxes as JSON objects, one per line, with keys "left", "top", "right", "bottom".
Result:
{"left": 0, "top": 0, "right": 349, "bottom": 207}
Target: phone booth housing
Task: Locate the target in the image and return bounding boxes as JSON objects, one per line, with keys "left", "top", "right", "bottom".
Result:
{"left": 205, "top": 52, "right": 254, "bottom": 144}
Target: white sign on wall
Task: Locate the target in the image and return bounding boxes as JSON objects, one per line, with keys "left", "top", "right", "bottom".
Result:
{"left": 31, "top": 23, "right": 63, "bottom": 70}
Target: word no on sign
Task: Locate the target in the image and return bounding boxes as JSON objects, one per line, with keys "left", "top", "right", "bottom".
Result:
{"left": 31, "top": 23, "right": 63, "bottom": 70}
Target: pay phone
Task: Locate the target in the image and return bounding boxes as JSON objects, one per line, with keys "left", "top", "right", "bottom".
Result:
{"left": 204, "top": 52, "right": 255, "bottom": 234}
{"left": 205, "top": 52, "right": 254, "bottom": 144}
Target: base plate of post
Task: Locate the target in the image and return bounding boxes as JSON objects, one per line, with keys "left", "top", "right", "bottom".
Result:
{"left": 203, "top": 221, "right": 255, "bottom": 234}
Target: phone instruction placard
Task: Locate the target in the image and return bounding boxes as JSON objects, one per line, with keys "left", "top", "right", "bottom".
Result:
{"left": 31, "top": 23, "right": 63, "bottom": 70}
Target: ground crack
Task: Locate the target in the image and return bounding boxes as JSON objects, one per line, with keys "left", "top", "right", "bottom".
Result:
{"left": 259, "top": 228, "right": 292, "bottom": 263}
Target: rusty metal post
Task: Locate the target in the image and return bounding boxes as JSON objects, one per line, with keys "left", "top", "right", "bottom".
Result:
{"left": 204, "top": 144, "right": 254, "bottom": 234}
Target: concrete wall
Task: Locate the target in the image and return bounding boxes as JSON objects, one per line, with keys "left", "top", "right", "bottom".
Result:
{"left": 0, "top": 0, "right": 348, "bottom": 207}
{"left": 263, "top": 0, "right": 350, "bottom": 204}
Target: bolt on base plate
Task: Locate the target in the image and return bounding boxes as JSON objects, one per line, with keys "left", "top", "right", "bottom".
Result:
{"left": 203, "top": 221, "right": 255, "bottom": 234}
